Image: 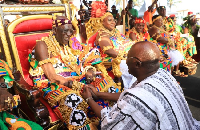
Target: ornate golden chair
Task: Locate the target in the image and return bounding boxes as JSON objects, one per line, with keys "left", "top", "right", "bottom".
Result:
{"left": 6, "top": 15, "right": 63, "bottom": 129}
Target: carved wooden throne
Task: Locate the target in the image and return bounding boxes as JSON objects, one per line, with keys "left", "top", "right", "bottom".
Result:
{"left": 7, "top": 15, "right": 61, "bottom": 129}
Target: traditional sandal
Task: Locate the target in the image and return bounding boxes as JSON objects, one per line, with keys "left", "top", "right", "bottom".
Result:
{"left": 184, "top": 63, "right": 195, "bottom": 67}
{"left": 190, "top": 59, "right": 199, "bottom": 64}
{"left": 187, "top": 58, "right": 199, "bottom": 64}
{"left": 180, "top": 72, "right": 188, "bottom": 77}
{"left": 173, "top": 70, "right": 188, "bottom": 77}
{"left": 183, "top": 60, "right": 195, "bottom": 67}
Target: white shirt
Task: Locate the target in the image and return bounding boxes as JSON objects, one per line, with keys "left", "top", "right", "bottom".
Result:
{"left": 101, "top": 68, "right": 200, "bottom": 130}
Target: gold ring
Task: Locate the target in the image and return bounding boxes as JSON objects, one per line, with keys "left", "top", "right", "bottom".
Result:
{"left": 5, "top": 97, "right": 11, "bottom": 104}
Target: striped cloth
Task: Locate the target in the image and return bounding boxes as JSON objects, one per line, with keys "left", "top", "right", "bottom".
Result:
{"left": 101, "top": 68, "right": 200, "bottom": 130}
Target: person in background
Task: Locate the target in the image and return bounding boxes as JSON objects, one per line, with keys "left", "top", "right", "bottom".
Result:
{"left": 126, "top": 0, "right": 138, "bottom": 18}
{"left": 0, "top": 59, "right": 43, "bottom": 130}
{"left": 169, "top": 14, "right": 182, "bottom": 33}
{"left": 143, "top": 0, "right": 158, "bottom": 29}
{"left": 125, "top": 0, "right": 138, "bottom": 28}
{"left": 111, "top": 5, "right": 120, "bottom": 23}
{"left": 81, "top": 41, "right": 200, "bottom": 130}
{"left": 182, "top": 13, "right": 198, "bottom": 64}
{"left": 157, "top": 6, "right": 174, "bottom": 33}
{"left": 149, "top": 15, "right": 185, "bottom": 75}
{"left": 126, "top": 17, "right": 149, "bottom": 42}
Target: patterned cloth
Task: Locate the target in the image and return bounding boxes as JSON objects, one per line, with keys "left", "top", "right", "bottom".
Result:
{"left": 173, "top": 26, "right": 197, "bottom": 59}
{"left": 102, "top": 29, "right": 133, "bottom": 53}
{"left": 101, "top": 68, "right": 200, "bottom": 130}
{"left": 0, "top": 111, "right": 42, "bottom": 130}
{"left": 163, "top": 17, "right": 175, "bottom": 33}
{"left": 29, "top": 35, "right": 120, "bottom": 129}
{"left": 150, "top": 35, "right": 172, "bottom": 72}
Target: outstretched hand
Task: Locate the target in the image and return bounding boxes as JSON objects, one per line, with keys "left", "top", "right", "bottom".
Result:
{"left": 64, "top": 80, "right": 73, "bottom": 88}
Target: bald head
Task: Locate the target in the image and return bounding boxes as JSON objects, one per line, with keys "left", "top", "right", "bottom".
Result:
{"left": 130, "top": 41, "right": 160, "bottom": 62}
{"left": 126, "top": 41, "right": 160, "bottom": 78}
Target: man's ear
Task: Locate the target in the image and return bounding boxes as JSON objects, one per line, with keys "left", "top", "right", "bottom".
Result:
{"left": 135, "top": 60, "right": 142, "bottom": 68}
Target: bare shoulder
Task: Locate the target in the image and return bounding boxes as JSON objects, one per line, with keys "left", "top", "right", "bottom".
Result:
{"left": 148, "top": 26, "right": 159, "bottom": 36}
{"left": 35, "top": 40, "right": 49, "bottom": 61}
{"left": 35, "top": 40, "right": 47, "bottom": 49}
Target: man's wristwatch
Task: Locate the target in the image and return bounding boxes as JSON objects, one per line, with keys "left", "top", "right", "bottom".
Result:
{"left": 85, "top": 97, "right": 93, "bottom": 103}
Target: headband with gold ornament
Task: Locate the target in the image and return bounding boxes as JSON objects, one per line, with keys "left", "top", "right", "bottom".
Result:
{"left": 52, "top": 17, "right": 72, "bottom": 27}
{"left": 152, "top": 16, "right": 162, "bottom": 23}
{"left": 100, "top": 12, "right": 113, "bottom": 21}
{"left": 83, "top": 66, "right": 96, "bottom": 75}
{"left": 157, "top": 6, "right": 166, "bottom": 11}
{"left": 135, "top": 18, "right": 145, "bottom": 24}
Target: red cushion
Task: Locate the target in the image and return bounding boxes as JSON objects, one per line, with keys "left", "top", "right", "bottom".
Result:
{"left": 13, "top": 19, "right": 52, "bottom": 34}
{"left": 15, "top": 33, "right": 49, "bottom": 86}
{"left": 87, "top": 32, "right": 98, "bottom": 47}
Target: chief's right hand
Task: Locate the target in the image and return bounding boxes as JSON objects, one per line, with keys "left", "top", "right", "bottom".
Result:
{"left": 0, "top": 88, "right": 15, "bottom": 111}
{"left": 87, "top": 84, "right": 99, "bottom": 97}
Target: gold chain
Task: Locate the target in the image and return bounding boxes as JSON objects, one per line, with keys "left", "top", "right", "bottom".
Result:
{"left": 152, "top": 25, "right": 167, "bottom": 34}
{"left": 98, "top": 26, "right": 125, "bottom": 46}
{"left": 152, "top": 25, "right": 174, "bottom": 47}
{"left": 131, "top": 27, "right": 144, "bottom": 42}
{"left": 41, "top": 32, "right": 80, "bottom": 75}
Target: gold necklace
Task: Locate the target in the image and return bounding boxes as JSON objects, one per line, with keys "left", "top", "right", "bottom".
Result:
{"left": 152, "top": 25, "right": 169, "bottom": 35}
{"left": 131, "top": 27, "right": 144, "bottom": 42}
{"left": 98, "top": 26, "right": 116, "bottom": 37}
{"left": 98, "top": 26, "right": 125, "bottom": 46}
{"left": 152, "top": 25, "right": 175, "bottom": 47}
{"left": 42, "top": 32, "right": 80, "bottom": 75}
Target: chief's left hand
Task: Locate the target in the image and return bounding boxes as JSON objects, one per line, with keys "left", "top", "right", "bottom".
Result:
{"left": 80, "top": 85, "right": 92, "bottom": 100}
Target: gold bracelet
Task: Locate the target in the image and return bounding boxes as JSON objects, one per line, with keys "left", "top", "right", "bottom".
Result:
{"left": 102, "top": 46, "right": 113, "bottom": 53}
{"left": 38, "top": 58, "right": 56, "bottom": 66}
{"left": 151, "top": 33, "right": 157, "bottom": 38}
{"left": 113, "top": 52, "right": 124, "bottom": 63}
{"left": 167, "top": 38, "right": 175, "bottom": 47}
{"left": 85, "top": 97, "right": 93, "bottom": 103}
{"left": 156, "top": 34, "right": 161, "bottom": 41}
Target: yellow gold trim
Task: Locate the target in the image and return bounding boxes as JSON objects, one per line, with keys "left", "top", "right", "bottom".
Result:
{"left": 2, "top": 6, "right": 65, "bottom": 13}
{"left": 8, "top": 15, "right": 52, "bottom": 32}
{"left": 85, "top": 17, "right": 102, "bottom": 41}
{"left": 0, "top": 15, "right": 12, "bottom": 68}
{"left": 7, "top": 15, "right": 52, "bottom": 79}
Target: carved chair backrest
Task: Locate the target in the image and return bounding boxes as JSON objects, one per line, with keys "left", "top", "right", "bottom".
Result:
{"left": 7, "top": 15, "right": 52, "bottom": 86}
